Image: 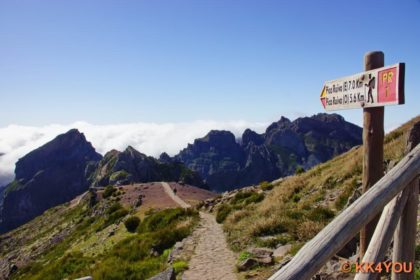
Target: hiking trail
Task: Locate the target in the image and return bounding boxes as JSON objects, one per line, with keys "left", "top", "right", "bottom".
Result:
{"left": 161, "top": 182, "right": 191, "bottom": 209}
{"left": 182, "top": 211, "right": 237, "bottom": 280}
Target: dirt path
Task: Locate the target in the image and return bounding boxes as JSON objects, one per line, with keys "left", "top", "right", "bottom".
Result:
{"left": 183, "top": 211, "right": 237, "bottom": 280}
{"left": 161, "top": 182, "right": 191, "bottom": 209}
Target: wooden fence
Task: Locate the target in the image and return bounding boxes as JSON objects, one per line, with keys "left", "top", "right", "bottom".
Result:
{"left": 268, "top": 124, "right": 420, "bottom": 280}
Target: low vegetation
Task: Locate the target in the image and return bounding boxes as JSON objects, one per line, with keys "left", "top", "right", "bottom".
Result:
{"left": 102, "top": 185, "right": 116, "bottom": 198}
{"left": 221, "top": 116, "right": 419, "bottom": 252}
{"left": 124, "top": 216, "right": 140, "bottom": 233}
{"left": 13, "top": 204, "right": 199, "bottom": 280}
{"left": 216, "top": 190, "right": 265, "bottom": 223}
{"left": 172, "top": 260, "right": 189, "bottom": 274}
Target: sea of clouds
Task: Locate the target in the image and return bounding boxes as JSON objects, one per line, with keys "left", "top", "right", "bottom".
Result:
{"left": 0, "top": 120, "right": 268, "bottom": 186}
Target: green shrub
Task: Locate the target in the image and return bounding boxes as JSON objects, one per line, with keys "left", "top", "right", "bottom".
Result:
{"left": 291, "top": 193, "right": 301, "bottom": 203}
{"left": 110, "top": 170, "right": 129, "bottom": 182}
{"left": 244, "top": 193, "right": 265, "bottom": 204}
{"left": 145, "top": 208, "right": 156, "bottom": 216}
{"left": 231, "top": 191, "right": 265, "bottom": 206}
{"left": 323, "top": 176, "right": 337, "bottom": 189}
{"left": 101, "top": 203, "right": 129, "bottom": 228}
{"left": 238, "top": 251, "right": 252, "bottom": 261}
{"left": 289, "top": 242, "right": 304, "bottom": 256}
{"left": 335, "top": 178, "right": 357, "bottom": 210}
{"left": 415, "top": 244, "right": 420, "bottom": 261}
{"left": 139, "top": 208, "right": 198, "bottom": 232}
{"left": 216, "top": 204, "right": 232, "bottom": 223}
{"left": 124, "top": 216, "right": 141, "bottom": 233}
{"left": 260, "top": 181, "right": 274, "bottom": 191}
{"left": 23, "top": 251, "right": 94, "bottom": 280}
{"left": 107, "top": 202, "right": 123, "bottom": 214}
{"left": 285, "top": 209, "right": 304, "bottom": 220}
{"left": 92, "top": 257, "right": 164, "bottom": 280}
{"left": 172, "top": 261, "right": 189, "bottom": 274}
{"left": 103, "top": 185, "right": 116, "bottom": 198}
{"left": 231, "top": 191, "right": 252, "bottom": 204}
{"left": 295, "top": 165, "right": 305, "bottom": 174}
{"left": 251, "top": 220, "right": 290, "bottom": 237}
{"left": 384, "top": 130, "right": 403, "bottom": 144}
{"left": 307, "top": 207, "right": 335, "bottom": 222}
{"left": 414, "top": 269, "right": 420, "bottom": 280}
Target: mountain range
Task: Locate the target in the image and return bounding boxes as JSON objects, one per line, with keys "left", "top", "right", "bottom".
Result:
{"left": 0, "top": 113, "right": 361, "bottom": 233}
{"left": 172, "top": 113, "right": 362, "bottom": 192}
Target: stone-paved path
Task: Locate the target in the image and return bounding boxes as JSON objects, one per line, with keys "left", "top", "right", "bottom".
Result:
{"left": 183, "top": 211, "right": 237, "bottom": 280}
{"left": 161, "top": 182, "right": 191, "bottom": 209}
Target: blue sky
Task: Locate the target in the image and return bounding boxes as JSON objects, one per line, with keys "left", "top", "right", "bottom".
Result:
{"left": 0, "top": 0, "right": 419, "bottom": 129}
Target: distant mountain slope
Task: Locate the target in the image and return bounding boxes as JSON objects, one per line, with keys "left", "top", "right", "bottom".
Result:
{"left": 92, "top": 146, "right": 205, "bottom": 188}
{"left": 174, "top": 113, "right": 362, "bottom": 192}
{"left": 0, "top": 131, "right": 207, "bottom": 234}
{"left": 0, "top": 129, "right": 102, "bottom": 233}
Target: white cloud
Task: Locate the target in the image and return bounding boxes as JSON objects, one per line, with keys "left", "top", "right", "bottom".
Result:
{"left": 0, "top": 120, "right": 268, "bottom": 186}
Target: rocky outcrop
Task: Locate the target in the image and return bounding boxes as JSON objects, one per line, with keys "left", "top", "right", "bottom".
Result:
{"left": 0, "top": 129, "right": 102, "bottom": 233}
{"left": 174, "top": 114, "right": 362, "bottom": 192}
{"left": 237, "top": 247, "right": 274, "bottom": 271}
{"left": 92, "top": 146, "right": 206, "bottom": 188}
{"left": 148, "top": 267, "right": 175, "bottom": 280}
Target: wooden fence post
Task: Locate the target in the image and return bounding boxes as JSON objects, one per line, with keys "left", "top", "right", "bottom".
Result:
{"left": 392, "top": 121, "right": 420, "bottom": 280}
{"left": 360, "top": 51, "right": 385, "bottom": 261}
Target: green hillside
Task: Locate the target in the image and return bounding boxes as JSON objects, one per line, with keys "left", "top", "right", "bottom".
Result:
{"left": 0, "top": 187, "right": 199, "bottom": 280}
{"left": 215, "top": 115, "right": 419, "bottom": 278}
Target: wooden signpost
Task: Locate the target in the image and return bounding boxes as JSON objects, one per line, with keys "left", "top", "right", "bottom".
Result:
{"left": 320, "top": 51, "right": 405, "bottom": 262}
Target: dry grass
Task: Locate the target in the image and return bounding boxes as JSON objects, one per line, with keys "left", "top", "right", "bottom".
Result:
{"left": 223, "top": 115, "right": 420, "bottom": 252}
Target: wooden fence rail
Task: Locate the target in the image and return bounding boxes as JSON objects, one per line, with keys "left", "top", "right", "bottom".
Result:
{"left": 268, "top": 144, "right": 420, "bottom": 280}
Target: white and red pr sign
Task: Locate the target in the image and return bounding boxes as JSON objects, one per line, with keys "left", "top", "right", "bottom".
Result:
{"left": 320, "top": 63, "right": 405, "bottom": 111}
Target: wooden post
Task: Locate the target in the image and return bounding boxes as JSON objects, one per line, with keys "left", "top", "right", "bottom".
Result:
{"left": 360, "top": 51, "right": 385, "bottom": 261}
{"left": 392, "top": 121, "right": 420, "bottom": 280}
{"left": 355, "top": 186, "right": 410, "bottom": 280}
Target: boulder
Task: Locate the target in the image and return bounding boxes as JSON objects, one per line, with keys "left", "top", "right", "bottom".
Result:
{"left": 237, "top": 258, "right": 258, "bottom": 271}
{"left": 148, "top": 267, "right": 175, "bottom": 280}
{"left": 167, "top": 241, "right": 184, "bottom": 264}
{"left": 237, "top": 248, "right": 274, "bottom": 271}
{"left": 273, "top": 244, "right": 292, "bottom": 259}
{"left": 274, "top": 256, "right": 292, "bottom": 271}
{"left": 9, "top": 263, "right": 18, "bottom": 275}
{"left": 249, "top": 247, "right": 274, "bottom": 264}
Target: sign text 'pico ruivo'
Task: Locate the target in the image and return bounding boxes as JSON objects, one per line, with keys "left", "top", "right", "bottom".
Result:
{"left": 320, "top": 63, "right": 405, "bottom": 111}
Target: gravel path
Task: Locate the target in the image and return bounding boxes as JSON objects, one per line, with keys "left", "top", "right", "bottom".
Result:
{"left": 161, "top": 182, "right": 191, "bottom": 209}
{"left": 183, "top": 211, "right": 237, "bottom": 280}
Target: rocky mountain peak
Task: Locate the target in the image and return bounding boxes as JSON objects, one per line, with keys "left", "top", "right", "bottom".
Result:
{"left": 0, "top": 129, "right": 102, "bottom": 233}
{"left": 91, "top": 146, "right": 205, "bottom": 188}
{"left": 242, "top": 129, "right": 264, "bottom": 146}
{"left": 159, "top": 152, "right": 172, "bottom": 163}
{"left": 201, "top": 130, "right": 237, "bottom": 145}
{"left": 265, "top": 116, "right": 292, "bottom": 133}
{"left": 15, "top": 129, "right": 101, "bottom": 183}
{"left": 313, "top": 113, "right": 345, "bottom": 123}
{"left": 173, "top": 114, "right": 362, "bottom": 192}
